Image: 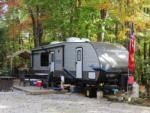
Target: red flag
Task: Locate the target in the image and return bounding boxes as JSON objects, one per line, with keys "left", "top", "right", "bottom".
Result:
{"left": 128, "top": 34, "right": 135, "bottom": 72}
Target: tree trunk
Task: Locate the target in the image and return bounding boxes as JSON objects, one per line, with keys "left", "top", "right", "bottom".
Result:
{"left": 144, "top": 42, "right": 147, "bottom": 60}
{"left": 69, "top": 13, "right": 73, "bottom": 37}
{"left": 115, "top": 23, "right": 118, "bottom": 41}
{"left": 149, "top": 42, "right": 150, "bottom": 60}
{"left": 97, "top": 9, "right": 106, "bottom": 42}
{"left": 29, "top": 6, "right": 43, "bottom": 47}
{"left": 148, "top": 42, "right": 150, "bottom": 98}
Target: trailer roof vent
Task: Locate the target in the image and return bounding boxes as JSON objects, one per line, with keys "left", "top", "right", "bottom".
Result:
{"left": 50, "top": 41, "right": 62, "bottom": 45}
{"left": 66, "top": 37, "right": 90, "bottom": 42}
{"left": 66, "top": 37, "right": 81, "bottom": 42}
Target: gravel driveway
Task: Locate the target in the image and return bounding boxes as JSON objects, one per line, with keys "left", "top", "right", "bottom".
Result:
{"left": 0, "top": 90, "right": 150, "bottom": 113}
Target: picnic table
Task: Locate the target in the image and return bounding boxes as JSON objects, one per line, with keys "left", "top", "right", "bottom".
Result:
{"left": 0, "top": 76, "right": 15, "bottom": 91}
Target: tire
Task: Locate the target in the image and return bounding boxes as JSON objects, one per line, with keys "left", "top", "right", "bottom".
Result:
{"left": 86, "top": 88, "right": 90, "bottom": 97}
{"left": 85, "top": 86, "right": 97, "bottom": 98}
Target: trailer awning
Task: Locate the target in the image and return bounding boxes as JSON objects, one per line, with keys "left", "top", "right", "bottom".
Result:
{"left": 7, "top": 49, "right": 31, "bottom": 59}
{"left": 7, "top": 49, "right": 31, "bottom": 74}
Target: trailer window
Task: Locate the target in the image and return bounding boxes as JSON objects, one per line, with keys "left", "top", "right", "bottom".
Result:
{"left": 51, "top": 53, "right": 54, "bottom": 62}
{"left": 77, "top": 50, "right": 81, "bottom": 61}
{"left": 41, "top": 52, "right": 49, "bottom": 66}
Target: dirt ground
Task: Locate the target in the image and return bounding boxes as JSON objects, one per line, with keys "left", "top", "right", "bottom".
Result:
{"left": 0, "top": 90, "right": 150, "bottom": 113}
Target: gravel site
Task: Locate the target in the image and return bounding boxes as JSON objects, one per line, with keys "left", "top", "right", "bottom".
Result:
{"left": 0, "top": 90, "right": 150, "bottom": 113}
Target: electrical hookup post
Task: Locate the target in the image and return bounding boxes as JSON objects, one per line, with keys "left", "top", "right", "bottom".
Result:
{"left": 127, "top": 22, "right": 136, "bottom": 98}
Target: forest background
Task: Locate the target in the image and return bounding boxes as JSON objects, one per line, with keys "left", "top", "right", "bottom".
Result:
{"left": 0, "top": 0, "right": 150, "bottom": 97}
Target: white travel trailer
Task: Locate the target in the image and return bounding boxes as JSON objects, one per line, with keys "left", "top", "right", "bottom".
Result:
{"left": 31, "top": 38, "right": 128, "bottom": 96}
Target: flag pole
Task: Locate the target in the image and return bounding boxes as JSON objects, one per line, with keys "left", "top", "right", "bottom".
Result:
{"left": 127, "top": 69, "right": 129, "bottom": 95}
{"left": 127, "top": 22, "right": 134, "bottom": 96}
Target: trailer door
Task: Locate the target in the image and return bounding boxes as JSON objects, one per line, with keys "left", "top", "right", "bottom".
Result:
{"left": 50, "top": 51, "right": 55, "bottom": 72}
{"left": 76, "top": 48, "right": 83, "bottom": 78}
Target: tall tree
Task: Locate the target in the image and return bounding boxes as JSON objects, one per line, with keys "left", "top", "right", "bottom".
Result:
{"left": 28, "top": 6, "right": 43, "bottom": 47}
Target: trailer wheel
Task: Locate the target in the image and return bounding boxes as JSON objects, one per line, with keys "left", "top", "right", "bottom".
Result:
{"left": 85, "top": 86, "right": 96, "bottom": 98}
{"left": 86, "top": 88, "right": 90, "bottom": 97}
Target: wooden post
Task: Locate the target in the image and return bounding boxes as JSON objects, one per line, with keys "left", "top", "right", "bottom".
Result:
{"left": 10, "top": 57, "right": 13, "bottom": 76}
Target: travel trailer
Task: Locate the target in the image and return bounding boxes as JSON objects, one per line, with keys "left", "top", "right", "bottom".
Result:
{"left": 31, "top": 37, "right": 128, "bottom": 96}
